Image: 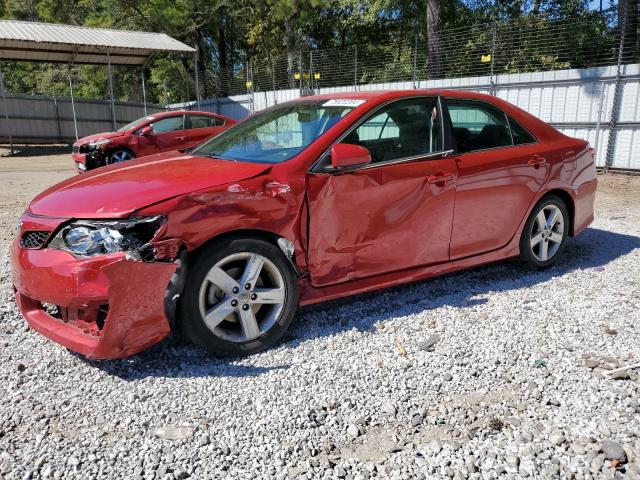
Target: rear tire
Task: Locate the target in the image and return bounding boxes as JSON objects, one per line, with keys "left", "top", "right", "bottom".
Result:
{"left": 179, "top": 237, "right": 299, "bottom": 356}
{"left": 519, "top": 195, "right": 569, "bottom": 268}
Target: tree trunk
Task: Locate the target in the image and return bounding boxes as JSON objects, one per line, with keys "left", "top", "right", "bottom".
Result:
{"left": 532, "top": 0, "right": 541, "bottom": 16}
{"left": 426, "top": 0, "right": 444, "bottom": 79}
{"left": 217, "top": 23, "right": 229, "bottom": 97}
{"left": 284, "top": 18, "right": 298, "bottom": 88}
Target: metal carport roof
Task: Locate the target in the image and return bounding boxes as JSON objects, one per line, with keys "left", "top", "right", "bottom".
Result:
{"left": 0, "top": 19, "right": 195, "bottom": 65}
{"left": 0, "top": 20, "right": 199, "bottom": 150}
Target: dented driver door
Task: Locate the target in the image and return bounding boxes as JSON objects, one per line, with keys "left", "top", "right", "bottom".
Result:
{"left": 306, "top": 154, "right": 458, "bottom": 287}
{"left": 306, "top": 96, "right": 458, "bottom": 287}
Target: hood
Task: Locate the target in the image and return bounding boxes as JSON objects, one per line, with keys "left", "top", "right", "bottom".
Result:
{"left": 28, "top": 151, "right": 271, "bottom": 218}
{"left": 74, "top": 131, "right": 126, "bottom": 146}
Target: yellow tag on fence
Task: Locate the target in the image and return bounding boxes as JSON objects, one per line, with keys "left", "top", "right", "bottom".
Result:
{"left": 294, "top": 72, "right": 301, "bottom": 80}
{"left": 245, "top": 80, "right": 253, "bottom": 88}
{"left": 314, "top": 72, "right": 321, "bottom": 80}
{"left": 481, "top": 54, "right": 492, "bottom": 63}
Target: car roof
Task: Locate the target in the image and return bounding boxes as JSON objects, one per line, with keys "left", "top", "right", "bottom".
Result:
{"left": 302, "top": 89, "right": 496, "bottom": 102}
{"left": 301, "top": 89, "right": 562, "bottom": 142}
{"left": 147, "top": 110, "right": 232, "bottom": 120}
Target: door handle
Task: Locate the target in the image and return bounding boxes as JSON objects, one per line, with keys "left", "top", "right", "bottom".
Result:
{"left": 176, "top": 136, "right": 186, "bottom": 141}
{"left": 427, "top": 172, "right": 456, "bottom": 185}
{"left": 528, "top": 155, "right": 547, "bottom": 167}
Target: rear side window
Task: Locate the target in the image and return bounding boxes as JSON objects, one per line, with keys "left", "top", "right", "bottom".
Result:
{"left": 446, "top": 99, "right": 511, "bottom": 153}
{"left": 190, "top": 115, "right": 224, "bottom": 129}
{"left": 509, "top": 116, "right": 536, "bottom": 145}
{"left": 345, "top": 97, "right": 443, "bottom": 164}
{"left": 152, "top": 115, "right": 184, "bottom": 133}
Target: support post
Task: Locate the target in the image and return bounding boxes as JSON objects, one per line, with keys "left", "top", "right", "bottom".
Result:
{"left": 490, "top": 22, "right": 497, "bottom": 96}
{"left": 604, "top": 1, "right": 628, "bottom": 172}
{"left": 194, "top": 45, "right": 201, "bottom": 109}
{"left": 272, "top": 58, "right": 277, "bottom": 105}
{"left": 53, "top": 97, "right": 63, "bottom": 143}
{"left": 0, "top": 62, "right": 13, "bottom": 154}
{"left": 353, "top": 45, "right": 358, "bottom": 91}
{"left": 298, "top": 52, "right": 303, "bottom": 97}
{"left": 163, "top": 79, "right": 169, "bottom": 109}
{"left": 106, "top": 52, "right": 117, "bottom": 131}
{"left": 68, "top": 66, "right": 79, "bottom": 141}
{"left": 412, "top": 34, "right": 418, "bottom": 89}
{"left": 593, "top": 82, "right": 606, "bottom": 167}
{"left": 309, "top": 50, "right": 314, "bottom": 93}
{"left": 141, "top": 70, "right": 148, "bottom": 115}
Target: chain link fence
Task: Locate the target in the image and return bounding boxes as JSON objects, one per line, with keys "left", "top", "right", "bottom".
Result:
{"left": 185, "top": 6, "right": 636, "bottom": 102}
{"left": 1, "top": 5, "right": 638, "bottom": 159}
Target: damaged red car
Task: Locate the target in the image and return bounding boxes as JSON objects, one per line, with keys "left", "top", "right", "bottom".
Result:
{"left": 12, "top": 90, "right": 596, "bottom": 359}
{"left": 71, "top": 110, "right": 235, "bottom": 172}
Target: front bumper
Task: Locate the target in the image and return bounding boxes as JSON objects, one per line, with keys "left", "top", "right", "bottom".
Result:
{"left": 11, "top": 235, "right": 178, "bottom": 360}
{"left": 72, "top": 150, "right": 104, "bottom": 172}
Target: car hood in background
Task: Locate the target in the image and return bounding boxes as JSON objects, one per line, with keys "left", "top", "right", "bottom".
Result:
{"left": 73, "top": 131, "right": 126, "bottom": 146}
{"left": 28, "top": 152, "right": 271, "bottom": 218}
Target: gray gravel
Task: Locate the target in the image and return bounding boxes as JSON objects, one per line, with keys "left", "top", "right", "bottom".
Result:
{"left": 1, "top": 183, "right": 639, "bottom": 479}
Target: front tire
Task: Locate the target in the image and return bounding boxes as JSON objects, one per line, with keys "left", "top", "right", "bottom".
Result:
{"left": 108, "top": 148, "right": 135, "bottom": 164}
{"left": 519, "top": 195, "right": 569, "bottom": 268}
{"left": 179, "top": 237, "right": 299, "bottom": 356}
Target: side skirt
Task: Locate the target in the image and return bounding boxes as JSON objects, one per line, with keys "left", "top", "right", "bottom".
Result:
{"left": 298, "top": 235, "right": 521, "bottom": 307}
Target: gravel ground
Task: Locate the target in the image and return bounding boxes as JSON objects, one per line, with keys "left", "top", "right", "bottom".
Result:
{"left": 0, "top": 151, "right": 639, "bottom": 479}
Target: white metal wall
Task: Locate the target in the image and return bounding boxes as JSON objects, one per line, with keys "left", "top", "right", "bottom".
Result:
{"left": 1, "top": 95, "right": 164, "bottom": 143}
{"left": 186, "top": 63, "right": 640, "bottom": 170}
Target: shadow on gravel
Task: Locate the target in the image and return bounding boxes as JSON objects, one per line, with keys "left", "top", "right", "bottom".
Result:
{"left": 87, "top": 227, "right": 639, "bottom": 379}
{"left": 87, "top": 344, "right": 291, "bottom": 380}
{"left": 286, "top": 227, "right": 640, "bottom": 345}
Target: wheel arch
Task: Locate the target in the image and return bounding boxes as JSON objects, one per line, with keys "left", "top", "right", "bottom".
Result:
{"left": 541, "top": 188, "right": 575, "bottom": 236}
{"left": 187, "top": 228, "right": 300, "bottom": 271}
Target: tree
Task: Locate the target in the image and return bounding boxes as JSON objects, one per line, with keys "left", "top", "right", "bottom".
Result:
{"left": 426, "top": 0, "right": 444, "bottom": 79}
{"left": 618, "top": 0, "right": 638, "bottom": 61}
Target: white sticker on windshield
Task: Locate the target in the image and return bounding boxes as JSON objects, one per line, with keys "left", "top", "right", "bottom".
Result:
{"left": 322, "top": 99, "right": 366, "bottom": 108}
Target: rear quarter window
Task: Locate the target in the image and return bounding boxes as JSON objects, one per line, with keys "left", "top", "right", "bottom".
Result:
{"left": 509, "top": 116, "right": 537, "bottom": 145}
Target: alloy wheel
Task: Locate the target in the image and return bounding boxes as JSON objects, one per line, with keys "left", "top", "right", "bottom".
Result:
{"left": 111, "top": 150, "right": 132, "bottom": 163}
{"left": 530, "top": 204, "right": 564, "bottom": 262}
{"left": 198, "top": 252, "right": 286, "bottom": 343}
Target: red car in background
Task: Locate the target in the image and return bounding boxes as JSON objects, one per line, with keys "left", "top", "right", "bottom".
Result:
{"left": 13, "top": 90, "right": 596, "bottom": 359}
{"left": 71, "top": 110, "right": 236, "bottom": 172}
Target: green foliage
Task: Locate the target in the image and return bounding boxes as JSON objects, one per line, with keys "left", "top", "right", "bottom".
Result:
{"left": 0, "top": 0, "right": 632, "bottom": 103}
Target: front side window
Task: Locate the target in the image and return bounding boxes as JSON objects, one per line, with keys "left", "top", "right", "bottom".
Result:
{"left": 118, "top": 115, "right": 154, "bottom": 132}
{"left": 447, "top": 99, "right": 511, "bottom": 153}
{"left": 152, "top": 115, "right": 185, "bottom": 133}
{"left": 343, "top": 97, "right": 442, "bottom": 164}
{"left": 192, "top": 101, "right": 356, "bottom": 164}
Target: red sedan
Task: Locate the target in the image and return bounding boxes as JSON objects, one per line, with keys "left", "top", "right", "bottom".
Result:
{"left": 71, "top": 110, "right": 235, "bottom": 172}
{"left": 13, "top": 90, "right": 596, "bottom": 359}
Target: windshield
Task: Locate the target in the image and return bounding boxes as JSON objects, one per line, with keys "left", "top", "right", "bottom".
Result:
{"left": 117, "top": 115, "right": 155, "bottom": 132}
{"left": 191, "top": 101, "right": 359, "bottom": 163}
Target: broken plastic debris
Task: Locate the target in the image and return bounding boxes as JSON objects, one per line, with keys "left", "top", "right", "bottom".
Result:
{"left": 603, "top": 362, "right": 640, "bottom": 379}
{"left": 394, "top": 339, "right": 407, "bottom": 356}
{"left": 418, "top": 334, "right": 440, "bottom": 351}
{"left": 152, "top": 424, "right": 197, "bottom": 440}
{"left": 533, "top": 359, "right": 546, "bottom": 368}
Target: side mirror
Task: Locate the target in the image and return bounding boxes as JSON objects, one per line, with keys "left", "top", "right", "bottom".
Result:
{"left": 331, "top": 143, "right": 371, "bottom": 171}
{"left": 139, "top": 125, "right": 153, "bottom": 136}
